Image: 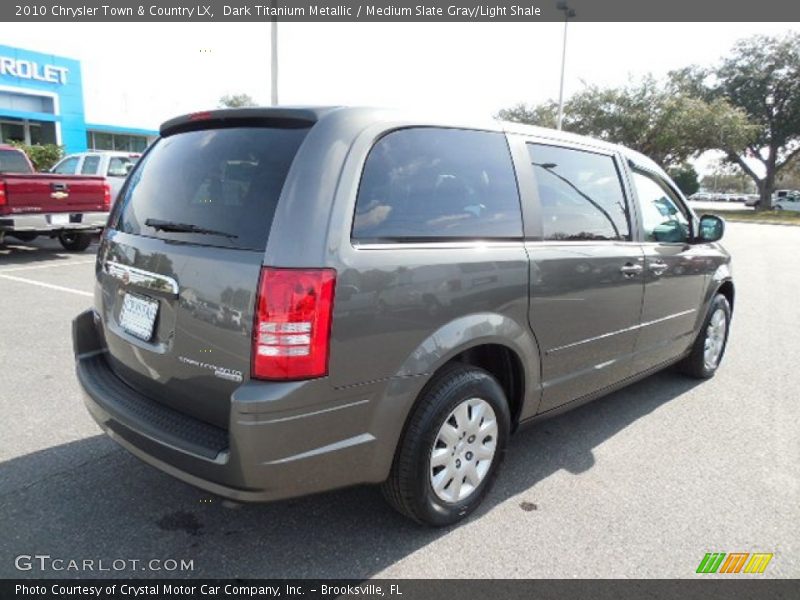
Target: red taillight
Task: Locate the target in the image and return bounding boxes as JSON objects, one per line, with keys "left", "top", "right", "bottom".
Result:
{"left": 252, "top": 267, "right": 336, "bottom": 380}
{"left": 102, "top": 182, "right": 111, "bottom": 211}
{"left": 0, "top": 182, "right": 6, "bottom": 207}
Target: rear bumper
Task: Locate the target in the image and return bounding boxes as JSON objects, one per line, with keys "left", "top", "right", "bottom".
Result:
{"left": 72, "top": 309, "right": 388, "bottom": 502}
{"left": 1, "top": 212, "right": 108, "bottom": 233}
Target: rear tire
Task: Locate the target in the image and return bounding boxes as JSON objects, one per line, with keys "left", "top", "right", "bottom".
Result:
{"left": 678, "top": 294, "right": 731, "bottom": 379}
{"left": 58, "top": 232, "right": 92, "bottom": 252}
{"left": 382, "top": 364, "right": 510, "bottom": 526}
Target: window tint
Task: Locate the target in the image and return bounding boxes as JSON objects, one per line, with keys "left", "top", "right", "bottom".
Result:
{"left": 0, "top": 149, "right": 32, "bottom": 173}
{"left": 53, "top": 156, "right": 79, "bottom": 174}
{"left": 632, "top": 170, "right": 690, "bottom": 243}
{"left": 80, "top": 155, "right": 100, "bottom": 175}
{"left": 108, "top": 156, "right": 134, "bottom": 177}
{"left": 528, "top": 144, "right": 630, "bottom": 241}
{"left": 116, "top": 126, "right": 309, "bottom": 251}
{"left": 353, "top": 128, "right": 522, "bottom": 240}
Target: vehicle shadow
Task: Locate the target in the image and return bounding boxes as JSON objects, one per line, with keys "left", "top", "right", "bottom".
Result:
{"left": 0, "top": 236, "right": 99, "bottom": 267}
{"left": 0, "top": 370, "right": 699, "bottom": 579}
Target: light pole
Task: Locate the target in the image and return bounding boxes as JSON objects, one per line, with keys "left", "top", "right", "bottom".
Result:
{"left": 270, "top": 17, "right": 278, "bottom": 105}
{"left": 556, "top": 1, "right": 576, "bottom": 131}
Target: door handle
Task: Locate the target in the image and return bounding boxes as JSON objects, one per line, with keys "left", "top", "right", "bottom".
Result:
{"left": 620, "top": 263, "right": 643, "bottom": 277}
{"left": 649, "top": 260, "right": 668, "bottom": 275}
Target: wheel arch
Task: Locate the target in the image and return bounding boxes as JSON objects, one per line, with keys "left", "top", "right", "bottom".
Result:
{"left": 716, "top": 279, "right": 735, "bottom": 312}
{"left": 368, "top": 313, "right": 541, "bottom": 481}
{"left": 696, "top": 263, "right": 734, "bottom": 330}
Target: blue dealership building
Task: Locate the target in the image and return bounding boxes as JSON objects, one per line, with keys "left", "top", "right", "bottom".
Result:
{"left": 0, "top": 44, "right": 157, "bottom": 153}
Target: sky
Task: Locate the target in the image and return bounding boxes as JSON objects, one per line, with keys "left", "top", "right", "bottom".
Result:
{"left": 2, "top": 21, "right": 797, "bottom": 174}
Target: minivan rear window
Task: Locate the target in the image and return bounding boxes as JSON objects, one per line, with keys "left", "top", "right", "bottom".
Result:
{"left": 353, "top": 128, "right": 522, "bottom": 241}
{"left": 115, "top": 126, "right": 309, "bottom": 250}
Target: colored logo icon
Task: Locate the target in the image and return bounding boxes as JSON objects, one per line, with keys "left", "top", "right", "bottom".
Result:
{"left": 697, "top": 552, "right": 773, "bottom": 574}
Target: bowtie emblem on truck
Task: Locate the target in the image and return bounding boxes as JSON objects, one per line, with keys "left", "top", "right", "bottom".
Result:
{"left": 50, "top": 181, "right": 70, "bottom": 200}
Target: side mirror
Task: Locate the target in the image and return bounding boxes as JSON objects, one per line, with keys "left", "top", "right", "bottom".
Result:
{"left": 697, "top": 214, "right": 725, "bottom": 243}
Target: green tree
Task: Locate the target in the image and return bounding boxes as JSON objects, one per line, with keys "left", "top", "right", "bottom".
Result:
{"left": 218, "top": 93, "right": 257, "bottom": 108}
{"left": 8, "top": 142, "right": 64, "bottom": 172}
{"left": 497, "top": 76, "right": 754, "bottom": 169}
{"left": 705, "top": 32, "right": 800, "bottom": 209}
{"left": 496, "top": 103, "right": 557, "bottom": 129}
{"left": 667, "top": 163, "right": 700, "bottom": 196}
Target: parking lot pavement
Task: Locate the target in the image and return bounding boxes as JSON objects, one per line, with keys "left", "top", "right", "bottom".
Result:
{"left": 0, "top": 227, "right": 797, "bottom": 579}
{"left": 688, "top": 200, "right": 753, "bottom": 212}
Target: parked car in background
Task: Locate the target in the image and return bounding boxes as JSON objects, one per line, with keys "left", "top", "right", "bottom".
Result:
{"left": 773, "top": 189, "right": 799, "bottom": 202}
{"left": 73, "top": 107, "right": 734, "bottom": 526}
{"left": 51, "top": 151, "right": 140, "bottom": 203}
{"left": 0, "top": 144, "right": 110, "bottom": 251}
{"left": 688, "top": 192, "right": 712, "bottom": 202}
{"left": 774, "top": 192, "right": 800, "bottom": 211}
{"left": 745, "top": 194, "right": 761, "bottom": 207}
{"left": 747, "top": 189, "right": 800, "bottom": 209}
{"left": 704, "top": 193, "right": 728, "bottom": 202}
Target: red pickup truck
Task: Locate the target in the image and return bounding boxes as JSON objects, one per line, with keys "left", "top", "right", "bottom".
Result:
{"left": 0, "top": 144, "right": 111, "bottom": 252}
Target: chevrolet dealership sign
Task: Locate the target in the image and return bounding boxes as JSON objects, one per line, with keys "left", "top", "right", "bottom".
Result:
{"left": 0, "top": 56, "right": 68, "bottom": 85}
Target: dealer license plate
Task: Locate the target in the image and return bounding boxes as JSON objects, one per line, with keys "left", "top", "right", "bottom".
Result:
{"left": 119, "top": 293, "right": 159, "bottom": 341}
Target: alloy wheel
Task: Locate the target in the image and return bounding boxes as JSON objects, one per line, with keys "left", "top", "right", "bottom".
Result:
{"left": 703, "top": 308, "right": 727, "bottom": 369}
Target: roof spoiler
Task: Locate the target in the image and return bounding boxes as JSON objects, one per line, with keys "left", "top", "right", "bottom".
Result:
{"left": 160, "top": 107, "right": 328, "bottom": 136}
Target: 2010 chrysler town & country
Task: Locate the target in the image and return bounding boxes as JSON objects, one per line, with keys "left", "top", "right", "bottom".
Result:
{"left": 73, "top": 107, "right": 733, "bottom": 526}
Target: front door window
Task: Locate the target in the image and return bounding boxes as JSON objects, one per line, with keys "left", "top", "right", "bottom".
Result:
{"left": 632, "top": 170, "right": 691, "bottom": 243}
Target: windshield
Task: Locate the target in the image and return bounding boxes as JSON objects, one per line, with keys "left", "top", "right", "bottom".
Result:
{"left": 115, "top": 126, "right": 309, "bottom": 251}
{"left": 0, "top": 149, "right": 32, "bottom": 174}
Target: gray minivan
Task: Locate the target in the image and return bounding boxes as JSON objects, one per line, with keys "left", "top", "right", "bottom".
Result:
{"left": 73, "top": 107, "right": 733, "bottom": 526}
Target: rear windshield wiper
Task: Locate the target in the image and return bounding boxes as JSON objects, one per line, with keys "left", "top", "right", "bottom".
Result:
{"left": 145, "top": 218, "right": 238, "bottom": 239}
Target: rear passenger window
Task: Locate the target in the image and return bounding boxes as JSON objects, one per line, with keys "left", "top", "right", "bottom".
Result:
{"left": 80, "top": 156, "right": 100, "bottom": 175}
{"left": 52, "top": 156, "right": 79, "bottom": 175}
{"left": 527, "top": 144, "right": 630, "bottom": 241}
{"left": 353, "top": 128, "right": 522, "bottom": 241}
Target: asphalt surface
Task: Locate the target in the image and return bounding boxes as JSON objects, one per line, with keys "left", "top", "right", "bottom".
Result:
{"left": 0, "top": 224, "right": 797, "bottom": 579}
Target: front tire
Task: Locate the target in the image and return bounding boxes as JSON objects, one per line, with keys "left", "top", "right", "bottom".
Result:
{"left": 678, "top": 293, "right": 731, "bottom": 379}
{"left": 58, "top": 232, "right": 93, "bottom": 252}
{"left": 382, "top": 364, "right": 510, "bottom": 526}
